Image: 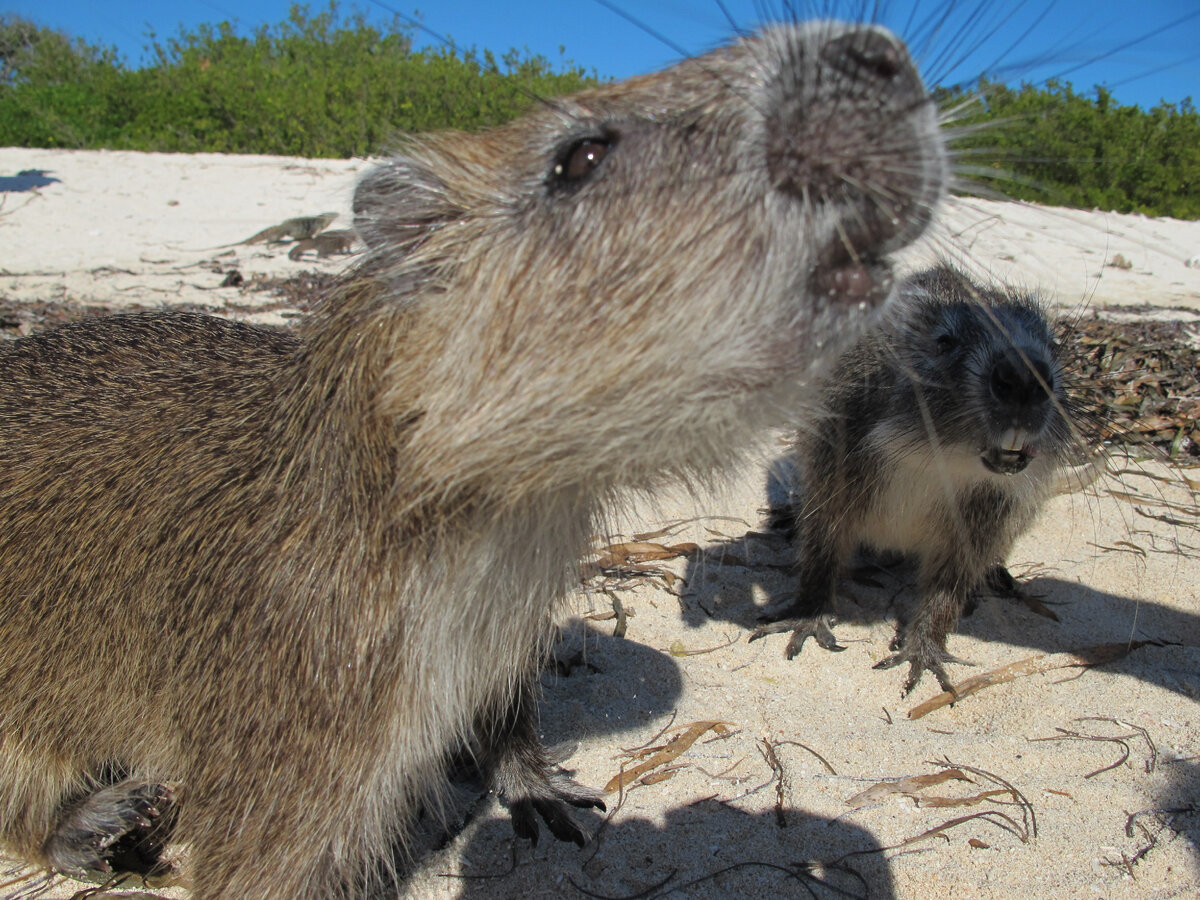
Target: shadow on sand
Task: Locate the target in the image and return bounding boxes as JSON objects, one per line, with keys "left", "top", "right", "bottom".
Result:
{"left": 0, "top": 169, "right": 61, "bottom": 192}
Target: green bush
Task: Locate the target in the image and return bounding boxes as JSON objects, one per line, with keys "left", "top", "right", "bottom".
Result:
{"left": 0, "top": 14, "right": 134, "bottom": 147}
{"left": 940, "top": 79, "right": 1200, "bottom": 219}
{"left": 0, "top": 3, "right": 597, "bottom": 157}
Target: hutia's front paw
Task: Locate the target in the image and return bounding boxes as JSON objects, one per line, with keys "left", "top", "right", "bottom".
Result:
{"left": 874, "top": 636, "right": 972, "bottom": 696}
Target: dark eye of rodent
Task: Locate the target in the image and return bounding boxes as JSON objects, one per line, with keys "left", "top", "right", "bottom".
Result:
{"left": 936, "top": 334, "right": 958, "bottom": 354}
{"left": 555, "top": 139, "right": 611, "bottom": 182}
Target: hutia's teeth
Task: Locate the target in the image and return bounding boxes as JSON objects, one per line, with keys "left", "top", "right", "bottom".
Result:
{"left": 1000, "top": 428, "right": 1026, "bottom": 453}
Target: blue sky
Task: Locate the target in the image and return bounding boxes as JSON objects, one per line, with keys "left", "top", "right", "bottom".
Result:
{"left": 5, "top": 1, "right": 1199, "bottom": 109}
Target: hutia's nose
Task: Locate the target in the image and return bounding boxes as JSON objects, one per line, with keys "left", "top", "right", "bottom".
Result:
{"left": 820, "top": 28, "right": 906, "bottom": 86}
{"left": 990, "top": 349, "right": 1053, "bottom": 408}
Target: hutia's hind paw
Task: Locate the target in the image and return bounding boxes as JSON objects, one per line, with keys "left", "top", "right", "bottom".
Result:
{"left": 748, "top": 613, "right": 846, "bottom": 659}
{"left": 44, "top": 780, "right": 175, "bottom": 882}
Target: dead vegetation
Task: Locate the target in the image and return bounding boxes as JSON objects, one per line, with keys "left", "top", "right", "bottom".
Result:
{"left": 1062, "top": 313, "right": 1200, "bottom": 460}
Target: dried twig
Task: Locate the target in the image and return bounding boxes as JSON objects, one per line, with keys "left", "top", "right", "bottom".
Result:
{"left": 774, "top": 740, "right": 838, "bottom": 775}
{"left": 908, "top": 641, "right": 1163, "bottom": 718}
{"left": 695, "top": 756, "right": 748, "bottom": 781}
{"left": 569, "top": 867, "right": 678, "bottom": 899}
{"left": 759, "top": 739, "right": 789, "bottom": 828}
{"left": 935, "top": 760, "right": 1037, "bottom": 838}
{"left": 620, "top": 712, "right": 677, "bottom": 755}
{"left": 605, "top": 721, "right": 732, "bottom": 794}
{"left": 1030, "top": 717, "right": 1158, "bottom": 778}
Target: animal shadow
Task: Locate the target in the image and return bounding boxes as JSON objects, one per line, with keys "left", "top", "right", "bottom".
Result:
{"left": 421, "top": 623, "right": 897, "bottom": 898}
{"left": 0, "top": 169, "right": 61, "bottom": 192}
{"left": 445, "top": 803, "right": 897, "bottom": 899}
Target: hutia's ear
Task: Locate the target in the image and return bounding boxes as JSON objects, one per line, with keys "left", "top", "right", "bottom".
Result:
{"left": 353, "top": 155, "right": 461, "bottom": 253}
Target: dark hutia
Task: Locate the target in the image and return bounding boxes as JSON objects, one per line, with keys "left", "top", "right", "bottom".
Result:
{"left": 752, "top": 264, "right": 1081, "bottom": 695}
{"left": 0, "top": 21, "right": 943, "bottom": 898}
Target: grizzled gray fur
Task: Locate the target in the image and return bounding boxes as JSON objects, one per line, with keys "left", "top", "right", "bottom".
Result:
{"left": 753, "top": 264, "right": 1078, "bottom": 694}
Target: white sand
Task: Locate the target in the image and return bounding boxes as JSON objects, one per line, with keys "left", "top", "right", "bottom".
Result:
{"left": 0, "top": 148, "right": 367, "bottom": 326}
{"left": 907, "top": 197, "right": 1200, "bottom": 313}
{"left": 0, "top": 148, "right": 1197, "bottom": 899}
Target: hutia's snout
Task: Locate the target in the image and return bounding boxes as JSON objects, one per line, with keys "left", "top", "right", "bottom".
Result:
{"left": 823, "top": 28, "right": 908, "bottom": 91}
{"left": 981, "top": 347, "right": 1056, "bottom": 475}
{"left": 765, "top": 25, "right": 929, "bottom": 230}
{"left": 764, "top": 24, "right": 941, "bottom": 315}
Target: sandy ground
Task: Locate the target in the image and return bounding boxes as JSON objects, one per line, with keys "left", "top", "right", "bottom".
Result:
{"left": 0, "top": 148, "right": 366, "bottom": 325}
{"left": 1, "top": 147, "right": 1198, "bottom": 899}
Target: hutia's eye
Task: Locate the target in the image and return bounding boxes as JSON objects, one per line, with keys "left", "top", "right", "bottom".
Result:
{"left": 935, "top": 334, "right": 958, "bottom": 354}
{"left": 555, "top": 139, "right": 611, "bottom": 182}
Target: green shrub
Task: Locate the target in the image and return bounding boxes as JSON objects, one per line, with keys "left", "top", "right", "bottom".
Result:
{"left": 941, "top": 79, "right": 1200, "bottom": 219}
{"left": 0, "top": 3, "right": 597, "bottom": 157}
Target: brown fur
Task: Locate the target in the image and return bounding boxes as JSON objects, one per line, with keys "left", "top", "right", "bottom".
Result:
{"left": 0, "top": 22, "right": 944, "bottom": 898}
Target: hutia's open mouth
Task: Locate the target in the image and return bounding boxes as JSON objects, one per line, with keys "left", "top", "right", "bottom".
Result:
{"left": 981, "top": 428, "right": 1037, "bottom": 475}
{"left": 810, "top": 237, "right": 895, "bottom": 312}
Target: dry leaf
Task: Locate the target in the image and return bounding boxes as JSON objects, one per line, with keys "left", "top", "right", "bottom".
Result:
{"left": 593, "top": 540, "right": 698, "bottom": 569}
{"left": 918, "top": 788, "right": 1013, "bottom": 808}
{"left": 605, "top": 721, "right": 731, "bottom": 793}
{"left": 667, "top": 634, "right": 738, "bottom": 657}
{"left": 845, "top": 769, "right": 972, "bottom": 808}
{"left": 640, "top": 768, "right": 681, "bottom": 786}
{"left": 908, "top": 642, "right": 1158, "bottom": 719}
{"left": 631, "top": 525, "right": 679, "bottom": 542}
{"left": 1106, "top": 490, "right": 1198, "bottom": 515}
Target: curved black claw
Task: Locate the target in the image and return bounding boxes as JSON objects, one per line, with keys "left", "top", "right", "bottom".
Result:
{"left": 507, "top": 772, "right": 605, "bottom": 848}
{"left": 748, "top": 613, "right": 846, "bottom": 659}
{"left": 44, "top": 780, "right": 176, "bottom": 882}
{"left": 874, "top": 640, "right": 974, "bottom": 697}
